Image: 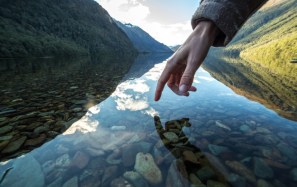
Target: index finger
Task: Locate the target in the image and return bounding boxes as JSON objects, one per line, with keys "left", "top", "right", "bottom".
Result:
{"left": 154, "top": 62, "right": 174, "bottom": 101}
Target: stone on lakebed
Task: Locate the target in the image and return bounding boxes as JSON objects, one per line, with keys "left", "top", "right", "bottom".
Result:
{"left": 134, "top": 152, "right": 162, "bottom": 184}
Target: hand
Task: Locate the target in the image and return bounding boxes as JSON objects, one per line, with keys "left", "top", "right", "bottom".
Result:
{"left": 154, "top": 21, "right": 219, "bottom": 101}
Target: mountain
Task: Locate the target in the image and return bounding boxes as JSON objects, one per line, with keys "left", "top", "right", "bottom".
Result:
{"left": 170, "top": 45, "right": 181, "bottom": 52}
{"left": 221, "top": 0, "right": 297, "bottom": 83}
{"left": 0, "top": 0, "right": 136, "bottom": 58}
{"left": 115, "top": 21, "right": 173, "bottom": 53}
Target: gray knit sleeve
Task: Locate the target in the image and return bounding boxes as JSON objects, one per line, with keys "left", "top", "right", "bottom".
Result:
{"left": 192, "top": 0, "right": 268, "bottom": 46}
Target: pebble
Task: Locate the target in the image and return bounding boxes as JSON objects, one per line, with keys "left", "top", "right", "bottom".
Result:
{"left": 239, "top": 125, "right": 251, "bottom": 133}
{"left": 225, "top": 160, "right": 256, "bottom": 183}
{"left": 290, "top": 168, "right": 297, "bottom": 181}
{"left": 196, "top": 166, "right": 215, "bottom": 181}
{"left": 55, "top": 154, "right": 71, "bottom": 168}
{"left": 33, "top": 126, "right": 49, "bottom": 134}
{"left": 227, "top": 173, "right": 246, "bottom": 187}
{"left": 0, "top": 135, "right": 13, "bottom": 141}
{"left": 215, "top": 121, "right": 231, "bottom": 131}
{"left": 71, "top": 151, "right": 90, "bottom": 169}
{"left": 1, "top": 155, "right": 45, "bottom": 187}
{"left": 0, "top": 126, "right": 13, "bottom": 135}
{"left": 183, "top": 150, "right": 199, "bottom": 164}
{"left": 62, "top": 176, "right": 78, "bottom": 187}
{"left": 166, "top": 159, "right": 190, "bottom": 187}
{"left": 256, "top": 179, "right": 271, "bottom": 187}
{"left": 123, "top": 171, "right": 149, "bottom": 187}
{"left": 1, "top": 136, "right": 27, "bottom": 154}
{"left": 134, "top": 152, "right": 162, "bottom": 184}
{"left": 24, "top": 134, "right": 47, "bottom": 147}
{"left": 102, "top": 166, "right": 118, "bottom": 186}
{"left": 208, "top": 144, "right": 229, "bottom": 156}
{"left": 163, "top": 132, "right": 179, "bottom": 143}
{"left": 207, "top": 180, "right": 228, "bottom": 187}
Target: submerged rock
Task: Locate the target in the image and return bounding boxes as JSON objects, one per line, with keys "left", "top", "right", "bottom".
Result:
{"left": 256, "top": 179, "right": 271, "bottom": 187}
{"left": 225, "top": 160, "right": 256, "bottom": 183}
{"left": 63, "top": 176, "right": 78, "bottom": 187}
{"left": 0, "top": 155, "right": 44, "bottom": 187}
{"left": 1, "top": 136, "right": 27, "bottom": 154}
{"left": 123, "top": 171, "right": 149, "bottom": 187}
{"left": 253, "top": 157, "right": 274, "bottom": 179}
{"left": 102, "top": 166, "right": 119, "bottom": 186}
{"left": 163, "top": 132, "right": 179, "bottom": 143}
{"left": 166, "top": 159, "right": 190, "bottom": 187}
{"left": 134, "top": 152, "right": 162, "bottom": 184}
{"left": 196, "top": 166, "right": 215, "bottom": 181}
{"left": 207, "top": 180, "right": 228, "bottom": 187}
{"left": 290, "top": 168, "right": 297, "bottom": 181}
{"left": 208, "top": 144, "right": 229, "bottom": 156}
{"left": 227, "top": 173, "right": 246, "bottom": 187}
{"left": 71, "top": 151, "right": 90, "bottom": 169}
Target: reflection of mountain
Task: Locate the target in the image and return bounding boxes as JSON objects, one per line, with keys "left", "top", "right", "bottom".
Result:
{"left": 0, "top": 54, "right": 135, "bottom": 161}
{"left": 202, "top": 54, "right": 297, "bottom": 121}
{"left": 122, "top": 53, "right": 171, "bottom": 81}
{"left": 115, "top": 21, "right": 173, "bottom": 53}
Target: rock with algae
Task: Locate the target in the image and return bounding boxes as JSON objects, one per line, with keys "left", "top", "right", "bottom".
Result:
{"left": 134, "top": 152, "right": 162, "bottom": 184}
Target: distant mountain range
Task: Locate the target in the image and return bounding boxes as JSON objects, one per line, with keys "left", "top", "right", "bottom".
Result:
{"left": 115, "top": 21, "right": 173, "bottom": 53}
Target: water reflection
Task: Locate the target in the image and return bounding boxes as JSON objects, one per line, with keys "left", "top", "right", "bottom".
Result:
{"left": 154, "top": 116, "right": 229, "bottom": 186}
{"left": 0, "top": 54, "right": 135, "bottom": 161}
{"left": 1, "top": 54, "right": 297, "bottom": 187}
{"left": 202, "top": 54, "right": 297, "bottom": 121}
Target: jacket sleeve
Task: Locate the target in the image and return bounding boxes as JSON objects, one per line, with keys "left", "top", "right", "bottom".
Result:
{"left": 191, "top": 0, "right": 268, "bottom": 46}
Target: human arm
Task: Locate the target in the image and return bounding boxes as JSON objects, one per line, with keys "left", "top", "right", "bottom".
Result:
{"left": 154, "top": 0, "right": 268, "bottom": 101}
{"left": 154, "top": 21, "right": 219, "bottom": 101}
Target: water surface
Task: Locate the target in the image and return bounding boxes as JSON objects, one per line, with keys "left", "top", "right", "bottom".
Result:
{"left": 1, "top": 54, "right": 297, "bottom": 187}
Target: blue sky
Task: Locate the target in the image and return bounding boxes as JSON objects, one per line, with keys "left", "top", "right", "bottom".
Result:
{"left": 96, "top": 0, "right": 200, "bottom": 46}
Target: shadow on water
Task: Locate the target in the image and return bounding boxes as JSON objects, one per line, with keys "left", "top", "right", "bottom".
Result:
{"left": 0, "top": 54, "right": 136, "bottom": 161}
{"left": 153, "top": 116, "right": 230, "bottom": 187}
{"left": 202, "top": 54, "right": 297, "bottom": 121}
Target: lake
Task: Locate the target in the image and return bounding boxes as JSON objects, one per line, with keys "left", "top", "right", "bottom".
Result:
{"left": 0, "top": 53, "right": 297, "bottom": 187}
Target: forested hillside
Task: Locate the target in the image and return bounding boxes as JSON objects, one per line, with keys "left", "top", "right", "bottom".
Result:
{"left": 0, "top": 0, "right": 136, "bottom": 57}
{"left": 223, "top": 0, "right": 297, "bottom": 83}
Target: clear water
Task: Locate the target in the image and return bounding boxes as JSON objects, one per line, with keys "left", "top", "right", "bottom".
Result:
{"left": 0, "top": 54, "right": 297, "bottom": 187}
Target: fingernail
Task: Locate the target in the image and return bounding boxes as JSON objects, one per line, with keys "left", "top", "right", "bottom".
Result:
{"left": 179, "top": 84, "right": 188, "bottom": 93}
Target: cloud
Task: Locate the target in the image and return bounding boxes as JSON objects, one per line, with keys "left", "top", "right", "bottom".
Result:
{"left": 96, "top": 0, "right": 192, "bottom": 45}
{"left": 97, "top": 0, "right": 150, "bottom": 26}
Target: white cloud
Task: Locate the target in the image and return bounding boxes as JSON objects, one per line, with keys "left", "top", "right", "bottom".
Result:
{"left": 96, "top": 0, "right": 192, "bottom": 45}
{"left": 97, "top": 0, "right": 150, "bottom": 26}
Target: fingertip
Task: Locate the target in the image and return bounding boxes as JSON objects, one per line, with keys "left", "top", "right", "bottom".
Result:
{"left": 154, "top": 93, "right": 161, "bottom": 101}
{"left": 189, "top": 86, "right": 197, "bottom": 92}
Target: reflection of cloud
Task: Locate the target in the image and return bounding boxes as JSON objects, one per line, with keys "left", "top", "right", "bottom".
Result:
{"left": 112, "top": 78, "right": 151, "bottom": 112}
{"left": 142, "top": 107, "right": 159, "bottom": 117}
{"left": 64, "top": 116, "right": 99, "bottom": 135}
{"left": 115, "top": 95, "right": 149, "bottom": 111}
{"left": 113, "top": 79, "right": 149, "bottom": 94}
{"left": 88, "top": 105, "right": 101, "bottom": 115}
{"left": 145, "top": 62, "right": 166, "bottom": 81}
